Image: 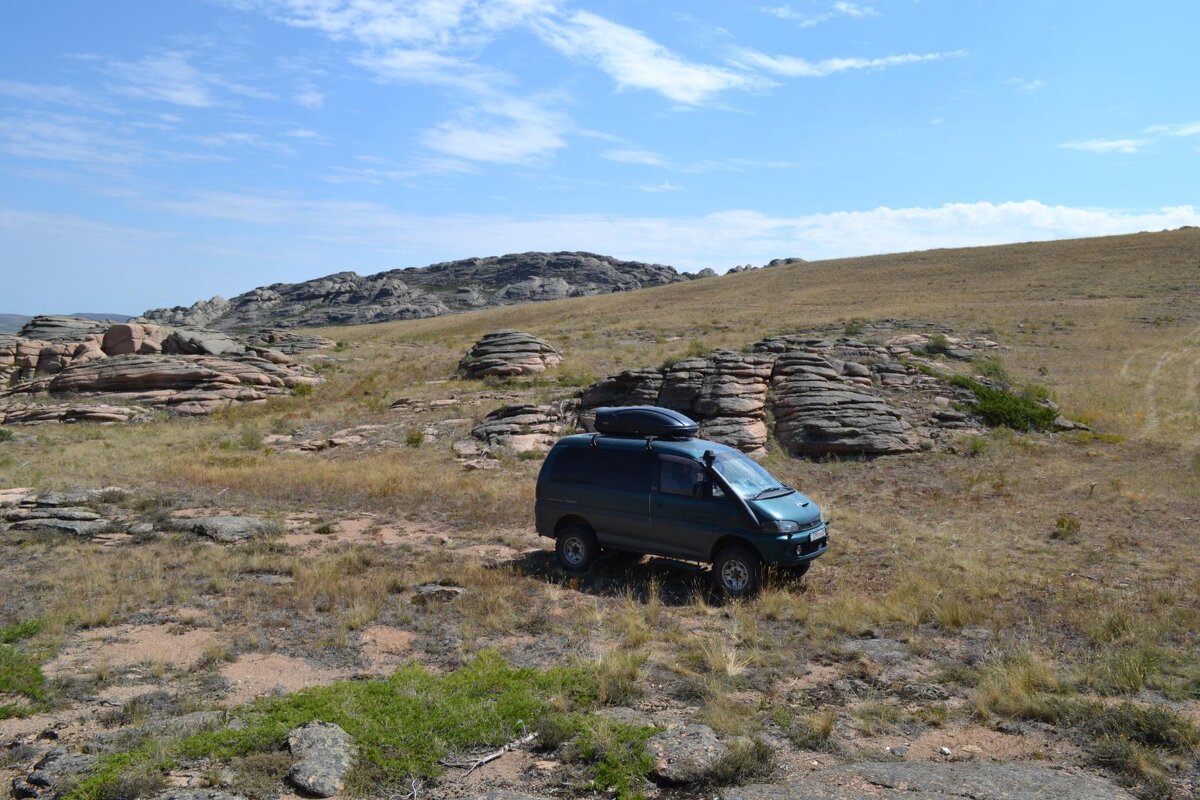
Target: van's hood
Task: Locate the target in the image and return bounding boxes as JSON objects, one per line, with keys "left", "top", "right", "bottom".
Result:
{"left": 748, "top": 490, "right": 822, "bottom": 527}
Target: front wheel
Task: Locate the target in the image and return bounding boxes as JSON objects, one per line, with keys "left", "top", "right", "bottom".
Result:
{"left": 556, "top": 525, "right": 599, "bottom": 572}
{"left": 713, "top": 544, "right": 763, "bottom": 597}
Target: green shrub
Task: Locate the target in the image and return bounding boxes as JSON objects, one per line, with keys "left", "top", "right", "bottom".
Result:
{"left": 0, "top": 427, "right": 13, "bottom": 442}
{"left": 291, "top": 383, "right": 314, "bottom": 397}
{"left": 1052, "top": 514, "right": 1081, "bottom": 540}
{"left": 925, "top": 334, "right": 951, "bottom": 354}
{"left": 405, "top": 430, "right": 424, "bottom": 448}
{"left": 948, "top": 375, "right": 1058, "bottom": 431}
{"left": 843, "top": 320, "right": 864, "bottom": 336}
{"left": 971, "top": 355, "right": 1011, "bottom": 384}
{"left": 0, "top": 619, "right": 42, "bottom": 644}
{"left": 0, "top": 644, "right": 47, "bottom": 718}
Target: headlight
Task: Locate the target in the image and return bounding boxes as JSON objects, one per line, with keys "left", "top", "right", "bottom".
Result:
{"left": 761, "top": 519, "right": 799, "bottom": 533}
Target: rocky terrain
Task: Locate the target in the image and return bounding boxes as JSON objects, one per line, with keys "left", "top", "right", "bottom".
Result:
{"left": 143, "top": 252, "right": 686, "bottom": 331}
{"left": 458, "top": 331, "right": 564, "bottom": 379}
{"left": 3, "top": 231, "right": 1199, "bottom": 800}
{"left": 469, "top": 323, "right": 1077, "bottom": 459}
{"left": 1, "top": 318, "right": 323, "bottom": 419}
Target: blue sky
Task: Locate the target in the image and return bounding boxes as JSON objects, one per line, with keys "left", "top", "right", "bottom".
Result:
{"left": 1, "top": 0, "right": 1198, "bottom": 315}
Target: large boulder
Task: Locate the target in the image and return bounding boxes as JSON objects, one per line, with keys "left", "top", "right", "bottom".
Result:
{"left": 459, "top": 330, "right": 563, "bottom": 379}
{"left": 287, "top": 721, "right": 355, "bottom": 798}
{"left": 175, "top": 515, "right": 279, "bottom": 543}
{"left": 101, "top": 322, "right": 170, "bottom": 356}
{"left": 471, "top": 400, "right": 577, "bottom": 453}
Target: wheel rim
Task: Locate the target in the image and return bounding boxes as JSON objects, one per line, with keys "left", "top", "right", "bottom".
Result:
{"left": 562, "top": 536, "right": 586, "bottom": 566}
{"left": 721, "top": 558, "right": 750, "bottom": 591}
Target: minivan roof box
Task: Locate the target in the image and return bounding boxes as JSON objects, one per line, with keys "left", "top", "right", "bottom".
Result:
{"left": 593, "top": 406, "right": 699, "bottom": 439}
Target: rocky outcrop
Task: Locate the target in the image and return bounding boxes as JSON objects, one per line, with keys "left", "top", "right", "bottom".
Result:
{"left": 721, "top": 761, "right": 1135, "bottom": 800}
{"left": 459, "top": 331, "right": 563, "bottom": 379}
{"left": 0, "top": 403, "right": 152, "bottom": 425}
{"left": 571, "top": 324, "right": 1008, "bottom": 458}
{"left": 771, "top": 352, "right": 919, "bottom": 456}
{"left": 246, "top": 330, "right": 337, "bottom": 355}
{"left": 2, "top": 353, "right": 319, "bottom": 417}
{"left": 646, "top": 723, "right": 730, "bottom": 785}
{"left": 173, "top": 515, "right": 280, "bottom": 543}
{"left": 287, "top": 721, "right": 355, "bottom": 798}
{"left": 11, "top": 749, "right": 96, "bottom": 799}
{"left": 471, "top": 400, "right": 578, "bottom": 453}
{"left": 17, "top": 316, "right": 110, "bottom": 342}
{"left": 143, "top": 252, "right": 685, "bottom": 331}
{"left": 1, "top": 489, "right": 121, "bottom": 537}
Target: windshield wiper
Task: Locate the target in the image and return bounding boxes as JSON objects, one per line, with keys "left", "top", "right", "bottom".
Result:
{"left": 751, "top": 485, "right": 791, "bottom": 500}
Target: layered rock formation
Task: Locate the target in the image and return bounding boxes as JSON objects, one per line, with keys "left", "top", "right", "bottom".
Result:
{"left": 1, "top": 318, "right": 320, "bottom": 420}
{"left": 143, "top": 252, "right": 685, "bottom": 331}
{"left": 566, "top": 326, "right": 1005, "bottom": 458}
{"left": 459, "top": 330, "right": 563, "bottom": 379}
{"left": 471, "top": 400, "right": 578, "bottom": 452}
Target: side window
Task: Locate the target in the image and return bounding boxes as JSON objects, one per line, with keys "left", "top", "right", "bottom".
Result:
{"left": 593, "top": 449, "right": 651, "bottom": 492}
{"left": 659, "top": 458, "right": 707, "bottom": 498}
{"left": 550, "top": 447, "right": 592, "bottom": 484}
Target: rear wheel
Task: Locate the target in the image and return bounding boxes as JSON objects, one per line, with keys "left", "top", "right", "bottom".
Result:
{"left": 556, "top": 525, "right": 598, "bottom": 572}
{"left": 713, "top": 544, "right": 763, "bottom": 597}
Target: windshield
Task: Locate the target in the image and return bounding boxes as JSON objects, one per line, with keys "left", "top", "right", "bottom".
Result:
{"left": 711, "top": 452, "right": 790, "bottom": 499}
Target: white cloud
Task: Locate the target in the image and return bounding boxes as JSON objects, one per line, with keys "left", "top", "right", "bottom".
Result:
{"left": 1058, "top": 138, "right": 1148, "bottom": 154}
{"left": 732, "top": 47, "right": 967, "bottom": 78}
{"left": 0, "top": 79, "right": 95, "bottom": 107}
{"left": 761, "top": 2, "right": 876, "bottom": 28}
{"left": 107, "top": 51, "right": 272, "bottom": 107}
{"left": 144, "top": 193, "right": 1200, "bottom": 269}
{"left": 1006, "top": 77, "right": 1046, "bottom": 93}
{"left": 420, "top": 95, "right": 569, "bottom": 164}
{"left": 294, "top": 87, "right": 325, "bottom": 108}
{"left": 603, "top": 148, "right": 671, "bottom": 167}
{"left": 1144, "top": 121, "right": 1200, "bottom": 137}
{"left": 358, "top": 48, "right": 508, "bottom": 92}
{"left": 534, "top": 11, "right": 766, "bottom": 105}
{"left": 0, "top": 112, "right": 141, "bottom": 165}
{"left": 636, "top": 180, "right": 684, "bottom": 192}
{"left": 191, "top": 132, "right": 297, "bottom": 155}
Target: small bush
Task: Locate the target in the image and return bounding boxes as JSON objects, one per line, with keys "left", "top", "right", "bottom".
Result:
{"left": 0, "top": 428, "right": 13, "bottom": 442}
{"left": 843, "top": 320, "right": 864, "bottom": 336}
{"left": 0, "top": 644, "right": 47, "bottom": 718}
{"left": 925, "top": 334, "right": 951, "bottom": 354}
{"left": 1052, "top": 514, "right": 1081, "bottom": 540}
{"left": 783, "top": 708, "right": 837, "bottom": 751}
{"left": 949, "top": 375, "right": 1058, "bottom": 431}
{"left": 291, "top": 383, "right": 314, "bottom": 397}
{"left": 963, "top": 435, "right": 989, "bottom": 457}
{"left": 405, "top": 430, "right": 424, "bottom": 448}
{"left": 0, "top": 619, "right": 42, "bottom": 644}
{"left": 972, "top": 355, "right": 1011, "bottom": 384}
{"left": 710, "top": 736, "right": 776, "bottom": 785}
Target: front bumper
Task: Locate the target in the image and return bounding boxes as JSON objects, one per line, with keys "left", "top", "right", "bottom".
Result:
{"left": 757, "top": 523, "right": 829, "bottom": 566}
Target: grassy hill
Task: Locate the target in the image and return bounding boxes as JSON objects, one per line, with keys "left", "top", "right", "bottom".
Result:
{"left": 1, "top": 229, "right": 1198, "bottom": 799}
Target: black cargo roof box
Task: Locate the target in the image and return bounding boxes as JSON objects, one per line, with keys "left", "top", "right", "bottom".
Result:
{"left": 593, "top": 406, "right": 699, "bottom": 439}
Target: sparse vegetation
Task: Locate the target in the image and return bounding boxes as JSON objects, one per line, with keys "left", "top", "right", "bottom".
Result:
{"left": 948, "top": 374, "right": 1059, "bottom": 431}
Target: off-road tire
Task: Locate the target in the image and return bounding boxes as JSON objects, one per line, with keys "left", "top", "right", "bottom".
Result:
{"left": 713, "top": 544, "right": 764, "bottom": 597}
{"left": 556, "top": 525, "right": 599, "bottom": 572}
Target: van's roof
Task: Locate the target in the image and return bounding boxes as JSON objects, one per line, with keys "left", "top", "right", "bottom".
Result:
{"left": 553, "top": 432, "right": 743, "bottom": 460}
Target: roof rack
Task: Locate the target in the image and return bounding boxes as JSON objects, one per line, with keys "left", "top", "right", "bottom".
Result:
{"left": 592, "top": 406, "right": 699, "bottom": 439}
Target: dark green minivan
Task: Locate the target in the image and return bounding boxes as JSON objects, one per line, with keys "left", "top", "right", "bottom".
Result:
{"left": 535, "top": 406, "right": 828, "bottom": 596}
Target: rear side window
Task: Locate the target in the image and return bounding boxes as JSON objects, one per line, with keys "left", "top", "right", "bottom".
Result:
{"left": 549, "top": 447, "right": 592, "bottom": 484}
{"left": 593, "top": 449, "right": 651, "bottom": 492}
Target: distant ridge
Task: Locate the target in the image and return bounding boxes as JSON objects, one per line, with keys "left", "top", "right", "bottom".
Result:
{"left": 142, "top": 251, "right": 686, "bottom": 331}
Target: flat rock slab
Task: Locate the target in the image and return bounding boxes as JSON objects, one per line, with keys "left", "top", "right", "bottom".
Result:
{"left": 647, "top": 723, "right": 730, "bottom": 785}
{"left": 12, "top": 749, "right": 97, "bottom": 799}
{"left": 722, "top": 762, "right": 1135, "bottom": 800}
{"left": 152, "top": 791, "right": 248, "bottom": 800}
{"left": 288, "top": 721, "right": 355, "bottom": 798}
{"left": 179, "top": 515, "right": 278, "bottom": 543}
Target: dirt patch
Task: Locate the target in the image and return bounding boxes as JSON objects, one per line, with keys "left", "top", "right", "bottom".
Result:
{"left": 281, "top": 515, "right": 434, "bottom": 550}
{"left": 904, "top": 722, "right": 1075, "bottom": 762}
{"left": 219, "top": 653, "right": 351, "bottom": 706}
{"left": 43, "top": 624, "right": 222, "bottom": 677}
{"left": 359, "top": 625, "right": 417, "bottom": 674}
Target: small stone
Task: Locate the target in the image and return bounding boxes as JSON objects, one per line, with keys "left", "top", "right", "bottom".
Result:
{"left": 411, "top": 584, "right": 464, "bottom": 605}
{"left": 646, "top": 723, "right": 730, "bottom": 785}
{"left": 939, "top": 746, "right": 952, "bottom": 756}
